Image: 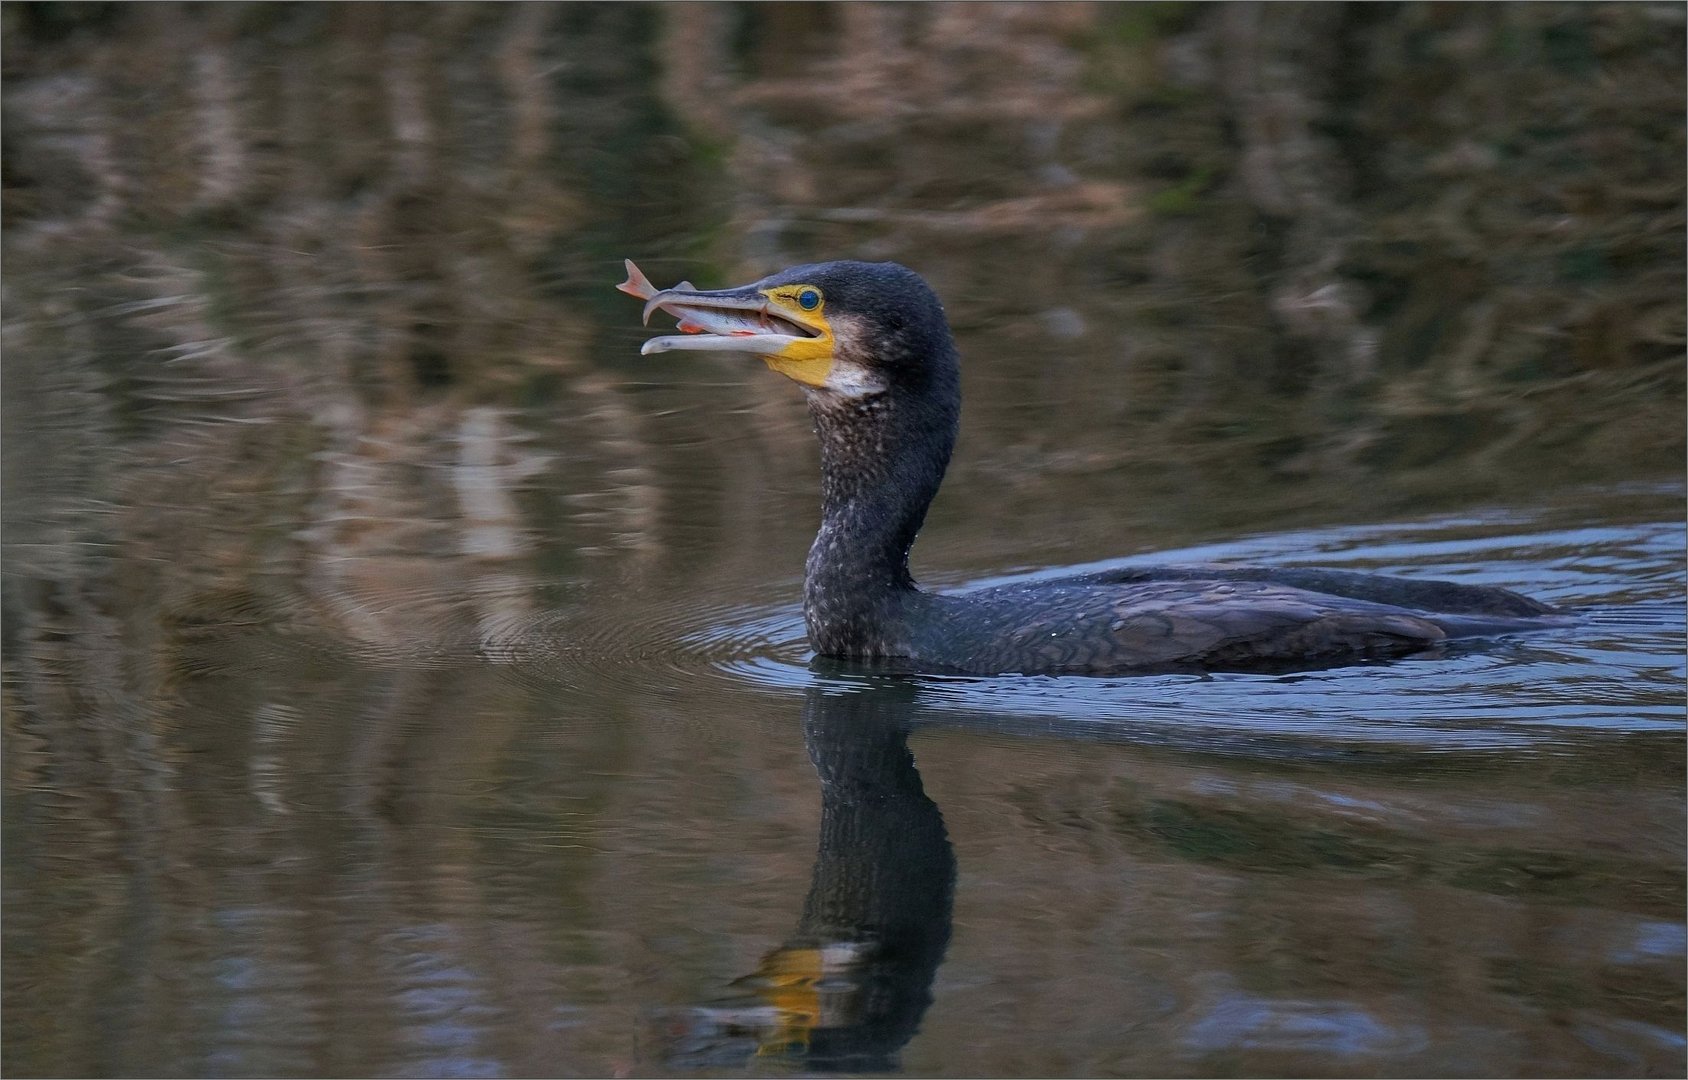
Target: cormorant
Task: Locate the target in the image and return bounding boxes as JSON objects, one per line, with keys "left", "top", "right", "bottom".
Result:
{"left": 623, "top": 259, "right": 1571, "bottom": 675}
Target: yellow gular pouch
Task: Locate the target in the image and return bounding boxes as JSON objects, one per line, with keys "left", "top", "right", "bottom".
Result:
{"left": 758, "top": 285, "right": 835, "bottom": 388}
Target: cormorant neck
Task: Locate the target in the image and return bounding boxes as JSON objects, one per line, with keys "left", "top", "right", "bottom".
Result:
{"left": 801, "top": 368, "right": 959, "bottom": 657}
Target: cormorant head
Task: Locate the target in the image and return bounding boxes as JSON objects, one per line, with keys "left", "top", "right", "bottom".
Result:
{"left": 636, "top": 260, "right": 958, "bottom": 400}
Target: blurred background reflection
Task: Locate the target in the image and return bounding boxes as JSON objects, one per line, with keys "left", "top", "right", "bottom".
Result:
{"left": 3, "top": 3, "right": 1682, "bottom": 1076}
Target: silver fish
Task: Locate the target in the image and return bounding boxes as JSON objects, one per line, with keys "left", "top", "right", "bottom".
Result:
{"left": 617, "top": 259, "right": 767, "bottom": 338}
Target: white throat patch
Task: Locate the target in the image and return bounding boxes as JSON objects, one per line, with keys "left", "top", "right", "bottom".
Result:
{"left": 821, "top": 359, "right": 888, "bottom": 398}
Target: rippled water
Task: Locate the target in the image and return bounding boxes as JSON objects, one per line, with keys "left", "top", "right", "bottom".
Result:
{"left": 689, "top": 497, "right": 1684, "bottom": 750}
{"left": 11, "top": 478, "right": 1682, "bottom": 1078}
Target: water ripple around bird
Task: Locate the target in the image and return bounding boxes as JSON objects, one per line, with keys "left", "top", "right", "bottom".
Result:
{"left": 674, "top": 500, "right": 1684, "bottom": 756}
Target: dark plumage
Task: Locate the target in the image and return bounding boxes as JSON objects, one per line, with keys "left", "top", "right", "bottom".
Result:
{"left": 633, "top": 259, "right": 1572, "bottom": 675}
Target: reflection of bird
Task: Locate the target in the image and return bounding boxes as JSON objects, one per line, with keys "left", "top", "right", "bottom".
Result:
{"left": 632, "top": 260, "right": 1571, "bottom": 675}
{"left": 661, "top": 680, "right": 953, "bottom": 1072}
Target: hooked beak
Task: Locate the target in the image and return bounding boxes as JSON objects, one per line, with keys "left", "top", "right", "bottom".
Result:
{"left": 638, "top": 284, "right": 828, "bottom": 358}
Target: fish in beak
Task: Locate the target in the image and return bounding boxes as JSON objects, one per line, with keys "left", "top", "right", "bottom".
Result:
{"left": 618, "top": 259, "right": 837, "bottom": 387}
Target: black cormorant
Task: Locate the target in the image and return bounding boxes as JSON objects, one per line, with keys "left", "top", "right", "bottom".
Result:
{"left": 624, "top": 259, "right": 1570, "bottom": 675}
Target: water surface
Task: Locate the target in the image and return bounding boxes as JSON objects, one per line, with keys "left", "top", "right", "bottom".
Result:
{"left": 4, "top": 4, "right": 1684, "bottom": 1077}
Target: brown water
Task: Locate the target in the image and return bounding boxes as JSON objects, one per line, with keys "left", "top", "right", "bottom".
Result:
{"left": 3, "top": 4, "right": 1684, "bottom": 1077}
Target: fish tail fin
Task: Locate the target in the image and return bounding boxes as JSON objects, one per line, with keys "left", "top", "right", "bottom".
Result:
{"left": 616, "top": 258, "right": 654, "bottom": 299}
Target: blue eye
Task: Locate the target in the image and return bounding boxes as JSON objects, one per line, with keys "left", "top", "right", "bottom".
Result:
{"left": 797, "top": 288, "right": 820, "bottom": 311}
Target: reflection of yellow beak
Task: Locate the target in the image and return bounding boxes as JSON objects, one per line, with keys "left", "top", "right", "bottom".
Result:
{"left": 751, "top": 947, "right": 824, "bottom": 1056}
{"left": 744, "top": 942, "right": 873, "bottom": 1057}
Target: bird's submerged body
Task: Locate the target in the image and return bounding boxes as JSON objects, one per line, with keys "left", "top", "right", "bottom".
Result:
{"left": 625, "top": 258, "right": 1571, "bottom": 676}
